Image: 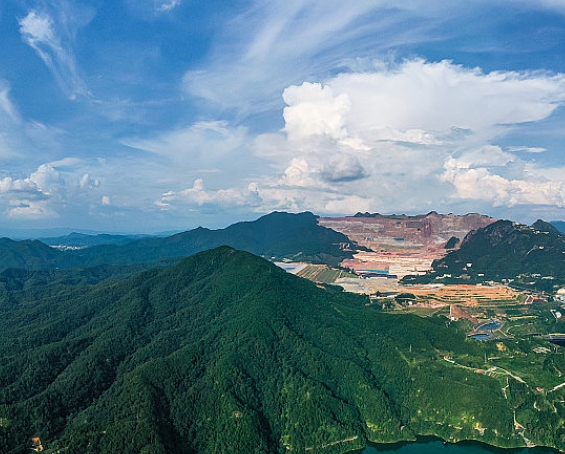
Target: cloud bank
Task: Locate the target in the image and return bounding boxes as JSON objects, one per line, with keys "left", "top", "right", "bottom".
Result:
{"left": 161, "top": 59, "right": 565, "bottom": 220}
{"left": 4, "top": 0, "right": 565, "bottom": 231}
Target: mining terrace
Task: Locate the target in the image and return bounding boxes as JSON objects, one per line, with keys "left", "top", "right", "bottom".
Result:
{"left": 318, "top": 211, "right": 496, "bottom": 277}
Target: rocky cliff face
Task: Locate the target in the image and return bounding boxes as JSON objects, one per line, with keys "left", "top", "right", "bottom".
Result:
{"left": 318, "top": 212, "right": 496, "bottom": 252}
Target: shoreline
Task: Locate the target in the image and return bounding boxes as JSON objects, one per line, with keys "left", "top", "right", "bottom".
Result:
{"left": 346, "top": 435, "right": 564, "bottom": 454}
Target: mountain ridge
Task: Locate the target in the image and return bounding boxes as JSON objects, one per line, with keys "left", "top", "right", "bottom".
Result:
{"left": 0, "top": 211, "right": 357, "bottom": 271}
{"left": 0, "top": 246, "right": 562, "bottom": 453}
{"left": 403, "top": 218, "right": 565, "bottom": 290}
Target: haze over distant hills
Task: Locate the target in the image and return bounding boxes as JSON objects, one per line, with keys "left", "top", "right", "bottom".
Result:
{"left": 4, "top": 211, "right": 565, "bottom": 284}
{"left": 39, "top": 232, "right": 151, "bottom": 249}
{"left": 550, "top": 220, "right": 565, "bottom": 234}
{"left": 0, "top": 212, "right": 357, "bottom": 271}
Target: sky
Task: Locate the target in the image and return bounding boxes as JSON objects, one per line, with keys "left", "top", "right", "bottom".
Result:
{"left": 2, "top": 1, "right": 565, "bottom": 234}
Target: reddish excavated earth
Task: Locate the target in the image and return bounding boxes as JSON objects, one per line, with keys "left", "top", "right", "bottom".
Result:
{"left": 318, "top": 211, "right": 496, "bottom": 277}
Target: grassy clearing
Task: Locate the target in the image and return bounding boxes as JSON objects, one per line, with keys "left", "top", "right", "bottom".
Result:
{"left": 296, "top": 265, "right": 356, "bottom": 283}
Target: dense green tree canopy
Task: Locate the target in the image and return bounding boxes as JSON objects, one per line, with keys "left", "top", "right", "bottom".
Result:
{"left": 404, "top": 220, "right": 565, "bottom": 290}
{"left": 0, "top": 212, "right": 357, "bottom": 272}
{"left": 0, "top": 247, "right": 563, "bottom": 453}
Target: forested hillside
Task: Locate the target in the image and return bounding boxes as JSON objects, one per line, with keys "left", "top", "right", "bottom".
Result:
{"left": 404, "top": 219, "right": 565, "bottom": 290}
{"left": 0, "top": 211, "right": 356, "bottom": 271}
{"left": 1, "top": 247, "right": 565, "bottom": 453}
{"left": 0, "top": 238, "right": 66, "bottom": 269}
{"left": 68, "top": 211, "right": 358, "bottom": 268}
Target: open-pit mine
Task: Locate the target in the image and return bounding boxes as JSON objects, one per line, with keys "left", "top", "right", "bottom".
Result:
{"left": 318, "top": 211, "right": 496, "bottom": 277}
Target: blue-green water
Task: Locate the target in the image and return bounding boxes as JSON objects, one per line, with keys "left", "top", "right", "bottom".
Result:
{"left": 361, "top": 438, "right": 561, "bottom": 453}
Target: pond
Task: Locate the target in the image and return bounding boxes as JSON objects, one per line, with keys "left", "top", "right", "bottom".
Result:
{"left": 475, "top": 320, "right": 503, "bottom": 331}
{"left": 468, "top": 333, "right": 494, "bottom": 341}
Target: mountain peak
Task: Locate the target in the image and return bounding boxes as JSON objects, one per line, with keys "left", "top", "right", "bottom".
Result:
{"left": 408, "top": 218, "right": 565, "bottom": 289}
{"left": 532, "top": 219, "right": 560, "bottom": 235}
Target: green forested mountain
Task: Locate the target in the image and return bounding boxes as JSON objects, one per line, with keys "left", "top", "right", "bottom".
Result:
{"left": 68, "top": 211, "right": 357, "bottom": 268}
{"left": 404, "top": 219, "right": 565, "bottom": 290}
{"left": 0, "top": 211, "right": 356, "bottom": 271}
{"left": 1, "top": 246, "right": 565, "bottom": 453}
{"left": 0, "top": 238, "right": 66, "bottom": 269}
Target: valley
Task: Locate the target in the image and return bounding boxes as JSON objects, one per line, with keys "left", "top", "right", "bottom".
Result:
{"left": 5, "top": 1, "right": 564, "bottom": 452}
{"left": 1, "top": 211, "right": 565, "bottom": 453}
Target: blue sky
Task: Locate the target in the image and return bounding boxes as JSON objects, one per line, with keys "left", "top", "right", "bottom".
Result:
{"left": 2, "top": 1, "right": 565, "bottom": 233}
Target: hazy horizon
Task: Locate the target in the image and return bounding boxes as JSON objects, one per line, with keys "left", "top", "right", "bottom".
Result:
{"left": 1, "top": 209, "right": 564, "bottom": 239}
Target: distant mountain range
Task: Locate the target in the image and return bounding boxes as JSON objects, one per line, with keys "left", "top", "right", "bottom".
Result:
{"left": 0, "top": 246, "right": 552, "bottom": 453}
{"left": 3, "top": 212, "right": 565, "bottom": 289}
{"left": 39, "top": 232, "right": 151, "bottom": 249}
{"left": 404, "top": 219, "right": 565, "bottom": 291}
{"left": 2, "top": 214, "right": 565, "bottom": 452}
{"left": 0, "top": 211, "right": 357, "bottom": 271}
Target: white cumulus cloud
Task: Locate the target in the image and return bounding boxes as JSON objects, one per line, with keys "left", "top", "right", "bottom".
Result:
{"left": 328, "top": 60, "right": 565, "bottom": 142}
{"left": 442, "top": 161, "right": 565, "bottom": 207}
{"left": 0, "top": 161, "right": 109, "bottom": 220}
{"left": 254, "top": 59, "right": 565, "bottom": 216}
{"left": 159, "top": 179, "right": 261, "bottom": 208}
{"left": 0, "top": 165, "right": 63, "bottom": 219}
{"left": 283, "top": 83, "right": 350, "bottom": 142}
{"left": 159, "top": 60, "right": 565, "bottom": 220}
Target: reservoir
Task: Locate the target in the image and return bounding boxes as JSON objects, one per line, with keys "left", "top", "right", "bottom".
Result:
{"left": 468, "top": 332, "right": 494, "bottom": 341}
{"left": 475, "top": 320, "right": 503, "bottom": 331}
{"left": 361, "top": 438, "right": 561, "bottom": 453}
